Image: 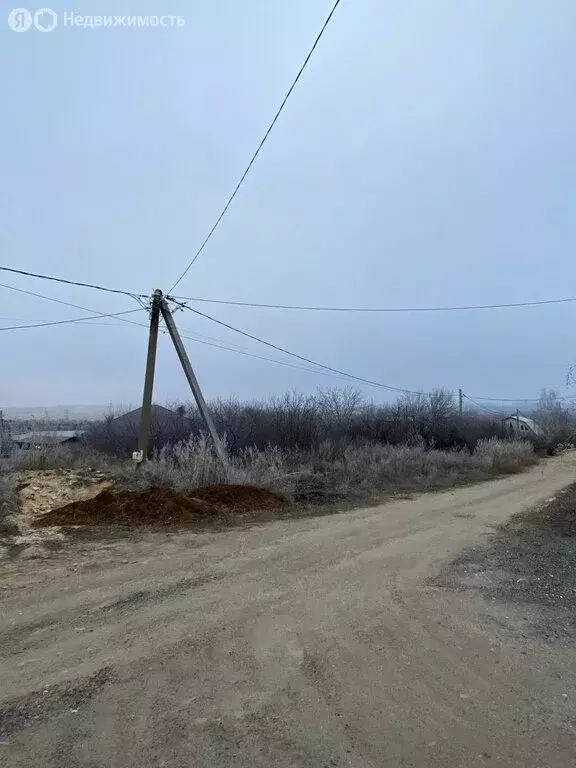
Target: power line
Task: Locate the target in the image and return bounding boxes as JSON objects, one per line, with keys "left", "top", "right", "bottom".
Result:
{"left": 0, "top": 308, "right": 144, "bottom": 331}
{"left": 0, "top": 315, "right": 139, "bottom": 327}
{"left": 470, "top": 394, "right": 548, "bottom": 403}
{"left": 168, "top": 0, "right": 344, "bottom": 292}
{"left": 177, "top": 303, "right": 430, "bottom": 395}
{"left": 174, "top": 313, "right": 375, "bottom": 380}
{"left": 0, "top": 282, "right": 413, "bottom": 386}
{"left": 0, "top": 282, "right": 149, "bottom": 330}
{"left": 179, "top": 331, "right": 373, "bottom": 384}
{"left": 176, "top": 327, "right": 379, "bottom": 385}
{"left": 168, "top": 293, "right": 576, "bottom": 313}
{"left": 2, "top": 279, "right": 562, "bottom": 402}
{"left": 174, "top": 301, "right": 569, "bottom": 403}
{"left": 465, "top": 392, "right": 575, "bottom": 407}
{"left": 173, "top": 322, "right": 271, "bottom": 354}
{"left": 462, "top": 395, "right": 504, "bottom": 417}
{"left": 0, "top": 266, "right": 148, "bottom": 299}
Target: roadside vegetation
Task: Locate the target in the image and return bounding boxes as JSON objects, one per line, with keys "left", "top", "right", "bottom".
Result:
{"left": 3, "top": 387, "right": 571, "bottom": 511}
{"left": 110, "top": 434, "right": 537, "bottom": 503}
{"left": 0, "top": 468, "right": 18, "bottom": 536}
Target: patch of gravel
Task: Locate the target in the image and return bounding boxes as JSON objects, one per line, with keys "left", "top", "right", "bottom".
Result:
{"left": 436, "top": 484, "right": 576, "bottom": 640}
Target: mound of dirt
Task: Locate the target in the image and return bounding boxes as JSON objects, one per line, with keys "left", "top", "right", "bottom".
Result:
{"left": 191, "top": 484, "right": 286, "bottom": 511}
{"left": 33, "top": 484, "right": 286, "bottom": 528}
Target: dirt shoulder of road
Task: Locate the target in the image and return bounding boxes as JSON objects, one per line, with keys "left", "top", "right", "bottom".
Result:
{"left": 436, "top": 479, "right": 576, "bottom": 641}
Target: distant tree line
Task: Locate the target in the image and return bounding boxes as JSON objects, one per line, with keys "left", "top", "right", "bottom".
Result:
{"left": 81, "top": 387, "right": 576, "bottom": 458}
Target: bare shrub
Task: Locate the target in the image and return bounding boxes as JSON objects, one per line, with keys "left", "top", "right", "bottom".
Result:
{"left": 82, "top": 387, "right": 515, "bottom": 457}
{"left": 532, "top": 389, "right": 576, "bottom": 447}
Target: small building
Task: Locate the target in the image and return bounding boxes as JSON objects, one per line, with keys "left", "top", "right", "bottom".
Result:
{"left": 110, "top": 405, "right": 193, "bottom": 438}
{"left": 501, "top": 415, "right": 544, "bottom": 437}
{"left": 85, "top": 405, "right": 194, "bottom": 455}
{"left": 11, "top": 430, "right": 84, "bottom": 450}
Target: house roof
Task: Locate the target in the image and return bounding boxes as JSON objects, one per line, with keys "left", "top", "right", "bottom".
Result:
{"left": 111, "top": 405, "right": 192, "bottom": 435}
{"left": 501, "top": 415, "right": 543, "bottom": 434}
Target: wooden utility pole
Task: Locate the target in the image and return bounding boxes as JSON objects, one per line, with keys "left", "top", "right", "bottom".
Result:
{"left": 135, "top": 289, "right": 162, "bottom": 461}
{"left": 159, "top": 298, "right": 230, "bottom": 474}
{"left": 458, "top": 388, "right": 463, "bottom": 416}
{"left": 516, "top": 408, "right": 521, "bottom": 431}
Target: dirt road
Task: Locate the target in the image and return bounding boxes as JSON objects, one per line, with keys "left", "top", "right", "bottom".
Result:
{"left": 2, "top": 456, "right": 576, "bottom": 767}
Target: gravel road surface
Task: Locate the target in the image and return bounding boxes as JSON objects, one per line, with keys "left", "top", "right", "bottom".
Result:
{"left": 2, "top": 455, "right": 576, "bottom": 767}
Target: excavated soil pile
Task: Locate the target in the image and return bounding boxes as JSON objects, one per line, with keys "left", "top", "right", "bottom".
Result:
{"left": 191, "top": 484, "right": 286, "bottom": 511}
{"left": 33, "top": 484, "right": 286, "bottom": 528}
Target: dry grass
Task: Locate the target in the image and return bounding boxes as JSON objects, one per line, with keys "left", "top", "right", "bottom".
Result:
{"left": 8, "top": 446, "right": 112, "bottom": 472}
{"left": 112, "top": 436, "right": 537, "bottom": 503}
{"left": 0, "top": 467, "right": 19, "bottom": 536}
{"left": 1, "top": 437, "right": 537, "bottom": 517}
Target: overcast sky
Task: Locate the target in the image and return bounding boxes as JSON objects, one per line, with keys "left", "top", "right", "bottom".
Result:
{"left": 1, "top": 0, "right": 575, "bottom": 409}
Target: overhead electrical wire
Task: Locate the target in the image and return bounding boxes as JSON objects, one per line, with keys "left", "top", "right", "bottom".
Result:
{"left": 469, "top": 393, "right": 559, "bottom": 403}
{"left": 174, "top": 329, "right": 576, "bottom": 397}
{"left": 1, "top": 280, "right": 569, "bottom": 404}
{"left": 168, "top": 0, "right": 344, "bottom": 292}
{"left": 0, "top": 280, "right": 343, "bottom": 382}
{"left": 0, "top": 282, "right": 391, "bottom": 384}
{"left": 175, "top": 317, "right": 380, "bottom": 382}
{"left": 0, "top": 265, "right": 148, "bottom": 299}
{"left": 0, "top": 315, "right": 139, "bottom": 327}
{"left": 189, "top": 333, "right": 571, "bottom": 405}
{"left": 168, "top": 293, "right": 576, "bottom": 313}
{"left": 462, "top": 395, "right": 505, "bottom": 417}
{"left": 173, "top": 300, "right": 575, "bottom": 404}
{"left": 176, "top": 302, "right": 430, "bottom": 395}
{"left": 177, "top": 330, "right": 378, "bottom": 385}
{"left": 4, "top": 265, "right": 575, "bottom": 316}
{"left": 464, "top": 393, "right": 574, "bottom": 410}
{"left": 173, "top": 323, "right": 272, "bottom": 355}
{"left": 0, "top": 282, "right": 149, "bottom": 330}
{"left": 174, "top": 313, "right": 373, "bottom": 379}
{"left": 0, "top": 308, "right": 144, "bottom": 331}
{"left": 464, "top": 398, "right": 495, "bottom": 416}
{"left": 2, "top": 277, "right": 570, "bottom": 404}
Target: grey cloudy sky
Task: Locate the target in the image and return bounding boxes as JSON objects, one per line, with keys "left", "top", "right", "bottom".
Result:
{"left": 1, "top": 0, "right": 575, "bottom": 408}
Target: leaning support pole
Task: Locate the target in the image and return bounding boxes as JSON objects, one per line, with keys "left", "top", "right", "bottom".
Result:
{"left": 135, "top": 289, "right": 163, "bottom": 462}
{"left": 159, "top": 298, "right": 230, "bottom": 475}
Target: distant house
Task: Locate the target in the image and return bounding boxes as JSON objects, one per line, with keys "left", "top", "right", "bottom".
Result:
{"left": 11, "top": 430, "right": 84, "bottom": 450}
{"left": 501, "top": 415, "right": 544, "bottom": 437}
{"left": 110, "top": 405, "right": 193, "bottom": 439}
{"left": 85, "top": 405, "right": 194, "bottom": 455}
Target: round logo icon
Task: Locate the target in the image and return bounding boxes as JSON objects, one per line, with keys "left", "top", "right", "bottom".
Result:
{"left": 34, "top": 7, "right": 57, "bottom": 32}
{"left": 8, "top": 7, "right": 33, "bottom": 31}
